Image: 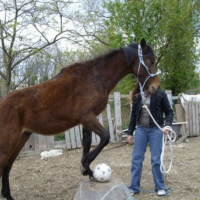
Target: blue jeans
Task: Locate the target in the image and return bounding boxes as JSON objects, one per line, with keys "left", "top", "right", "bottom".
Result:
{"left": 129, "top": 126, "right": 165, "bottom": 193}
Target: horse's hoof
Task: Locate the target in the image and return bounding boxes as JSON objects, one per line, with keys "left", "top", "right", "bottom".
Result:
{"left": 2, "top": 195, "right": 14, "bottom": 200}
{"left": 80, "top": 163, "right": 86, "bottom": 174}
{"left": 89, "top": 176, "right": 96, "bottom": 181}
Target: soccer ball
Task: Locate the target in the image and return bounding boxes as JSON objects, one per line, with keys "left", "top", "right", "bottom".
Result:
{"left": 93, "top": 163, "right": 112, "bottom": 182}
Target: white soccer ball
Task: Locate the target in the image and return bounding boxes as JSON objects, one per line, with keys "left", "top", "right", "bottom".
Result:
{"left": 93, "top": 163, "right": 112, "bottom": 182}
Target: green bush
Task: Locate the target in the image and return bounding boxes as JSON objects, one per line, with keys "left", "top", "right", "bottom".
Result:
{"left": 54, "top": 132, "right": 65, "bottom": 141}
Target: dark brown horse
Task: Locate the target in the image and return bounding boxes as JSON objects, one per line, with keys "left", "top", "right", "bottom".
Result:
{"left": 0, "top": 38, "right": 159, "bottom": 200}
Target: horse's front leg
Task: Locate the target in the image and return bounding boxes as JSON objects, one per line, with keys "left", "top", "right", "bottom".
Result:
{"left": 82, "top": 126, "right": 92, "bottom": 158}
{"left": 80, "top": 126, "right": 92, "bottom": 176}
{"left": 81, "top": 115, "right": 110, "bottom": 178}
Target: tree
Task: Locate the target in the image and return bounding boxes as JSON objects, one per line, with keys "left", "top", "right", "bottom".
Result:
{"left": 0, "top": 0, "right": 88, "bottom": 97}
{"left": 158, "top": 0, "right": 200, "bottom": 94}
{"left": 103, "top": 0, "right": 200, "bottom": 95}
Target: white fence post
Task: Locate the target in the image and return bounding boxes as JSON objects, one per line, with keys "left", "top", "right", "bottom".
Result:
{"left": 65, "top": 130, "right": 71, "bottom": 149}
{"left": 114, "top": 91, "right": 122, "bottom": 143}
{"left": 75, "top": 125, "right": 82, "bottom": 148}
{"left": 107, "top": 104, "right": 115, "bottom": 143}
{"left": 165, "top": 90, "right": 173, "bottom": 107}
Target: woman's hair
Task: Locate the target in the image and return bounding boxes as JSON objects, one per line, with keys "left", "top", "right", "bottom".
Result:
{"left": 131, "top": 82, "right": 140, "bottom": 100}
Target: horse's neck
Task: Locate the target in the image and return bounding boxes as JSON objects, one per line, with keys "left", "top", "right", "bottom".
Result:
{"left": 99, "top": 51, "right": 131, "bottom": 93}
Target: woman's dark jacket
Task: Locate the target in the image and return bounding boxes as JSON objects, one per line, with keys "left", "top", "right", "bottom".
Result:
{"left": 127, "top": 88, "right": 173, "bottom": 136}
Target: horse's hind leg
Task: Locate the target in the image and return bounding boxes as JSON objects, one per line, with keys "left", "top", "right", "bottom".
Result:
{"left": 81, "top": 126, "right": 92, "bottom": 176}
{"left": 81, "top": 114, "right": 110, "bottom": 178}
{"left": 1, "top": 131, "right": 32, "bottom": 200}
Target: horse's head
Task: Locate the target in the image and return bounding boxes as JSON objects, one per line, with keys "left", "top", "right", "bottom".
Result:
{"left": 122, "top": 38, "right": 160, "bottom": 93}
{"left": 136, "top": 38, "right": 159, "bottom": 93}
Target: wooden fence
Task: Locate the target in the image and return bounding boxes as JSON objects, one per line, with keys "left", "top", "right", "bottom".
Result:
{"left": 185, "top": 101, "right": 200, "bottom": 137}
{"left": 20, "top": 92, "right": 131, "bottom": 156}
{"left": 19, "top": 91, "right": 200, "bottom": 156}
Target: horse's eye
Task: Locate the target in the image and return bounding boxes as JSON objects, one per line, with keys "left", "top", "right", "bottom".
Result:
{"left": 151, "top": 60, "right": 154, "bottom": 65}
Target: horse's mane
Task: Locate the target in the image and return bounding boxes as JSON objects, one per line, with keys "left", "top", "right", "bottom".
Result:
{"left": 54, "top": 49, "right": 120, "bottom": 78}
{"left": 121, "top": 42, "right": 155, "bottom": 66}
{"left": 121, "top": 43, "right": 138, "bottom": 66}
{"left": 55, "top": 42, "right": 154, "bottom": 78}
{"left": 85, "top": 49, "right": 120, "bottom": 66}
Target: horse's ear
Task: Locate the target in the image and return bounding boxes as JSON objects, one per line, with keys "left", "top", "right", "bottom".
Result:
{"left": 140, "top": 38, "right": 147, "bottom": 53}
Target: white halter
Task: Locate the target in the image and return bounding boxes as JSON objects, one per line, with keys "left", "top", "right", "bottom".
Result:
{"left": 137, "top": 44, "right": 157, "bottom": 101}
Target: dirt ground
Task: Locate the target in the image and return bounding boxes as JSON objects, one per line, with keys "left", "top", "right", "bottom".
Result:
{"left": 1, "top": 136, "right": 200, "bottom": 200}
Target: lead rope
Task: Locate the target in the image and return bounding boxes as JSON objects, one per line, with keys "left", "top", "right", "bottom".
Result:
{"left": 142, "top": 104, "right": 176, "bottom": 174}
{"left": 137, "top": 45, "right": 176, "bottom": 173}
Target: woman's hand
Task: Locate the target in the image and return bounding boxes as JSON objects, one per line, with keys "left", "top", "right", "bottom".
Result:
{"left": 127, "top": 135, "right": 134, "bottom": 144}
{"left": 162, "top": 126, "right": 169, "bottom": 135}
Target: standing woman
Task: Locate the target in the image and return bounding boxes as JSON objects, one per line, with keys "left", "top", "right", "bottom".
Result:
{"left": 127, "top": 83, "right": 173, "bottom": 196}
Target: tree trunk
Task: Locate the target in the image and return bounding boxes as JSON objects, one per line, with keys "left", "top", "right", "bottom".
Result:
{"left": 0, "top": 79, "right": 10, "bottom": 98}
